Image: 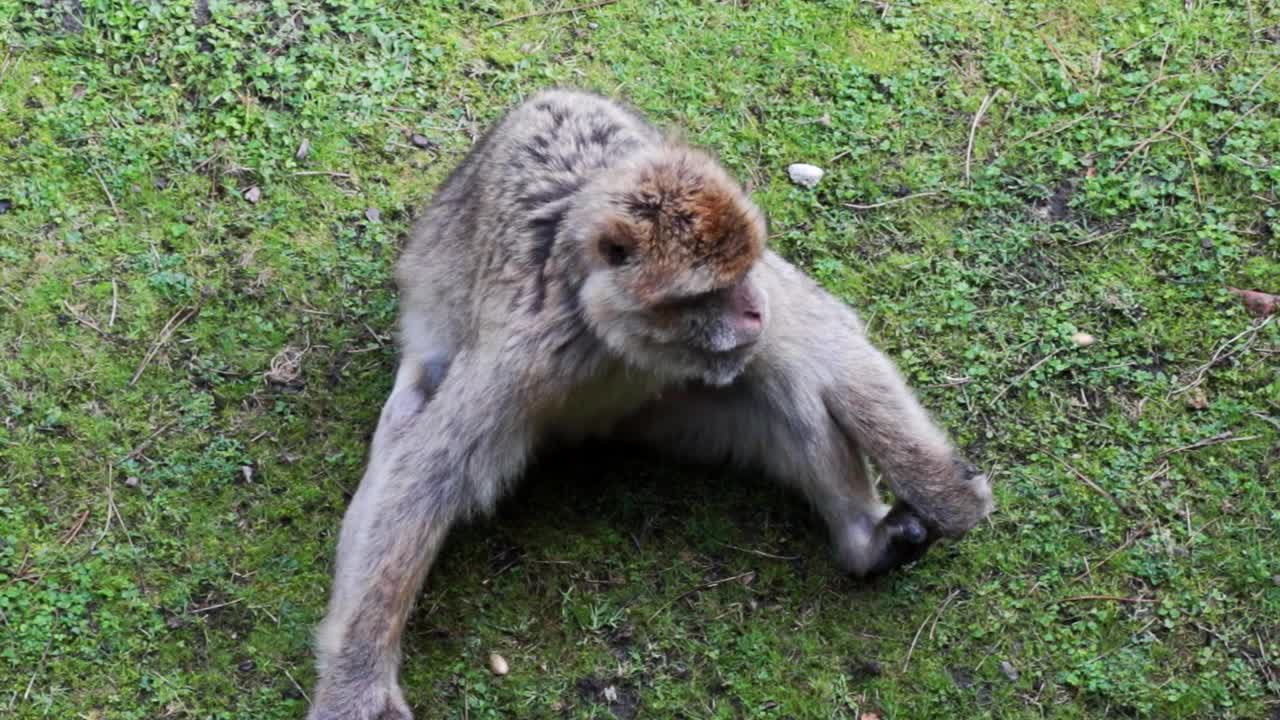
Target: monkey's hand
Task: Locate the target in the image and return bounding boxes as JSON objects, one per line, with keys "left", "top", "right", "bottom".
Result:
{"left": 896, "top": 457, "right": 993, "bottom": 539}
{"left": 860, "top": 460, "right": 992, "bottom": 577}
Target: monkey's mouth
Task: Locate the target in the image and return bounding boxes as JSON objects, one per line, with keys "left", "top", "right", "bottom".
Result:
{"left": 697, "top": 346, "right": 756, "bottom": 386}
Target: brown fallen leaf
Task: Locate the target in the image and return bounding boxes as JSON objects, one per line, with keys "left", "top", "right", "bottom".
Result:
{"left": 1227, "top": 287, "right": 1278, "bottom": 317}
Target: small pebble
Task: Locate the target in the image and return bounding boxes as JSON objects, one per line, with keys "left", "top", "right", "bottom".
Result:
{"left": 410, "top": 133, "right": 432, "bottom": 149}
{"left": 124, "top": 476, "right": 139, "bottom": 488}
{"left": 1000, "top": 660, "right": 1019, "bottom": 682}
{"left": 1183, "top": 386, "right": 1208, "bottom": 410}
{"left": 365, "top": 207, "right": 381, "bottom": 223}
{"left": 488, "top": 652, "right": 509, "bottom": 676}
{"left": 787, "top": 163, "right": 824, "bottom": 189}
{"left": 1071, "top": 331, "right": 1095, "bottom": 347}
{"left": 295, "top": 138, "right": 310, "bottom": 161}
{"left": 243, "top": 186, "right": 261, "bottom": 204}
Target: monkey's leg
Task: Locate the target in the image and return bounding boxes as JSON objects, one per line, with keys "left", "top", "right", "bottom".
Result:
{"left": 822, "top": 337, "right": 992, "bottom": 539}
{"left": 309, "top": 354, "right": 532, "bottom": 720}
{"left": 622, "top": 388, "right": 906, "bottom": 576}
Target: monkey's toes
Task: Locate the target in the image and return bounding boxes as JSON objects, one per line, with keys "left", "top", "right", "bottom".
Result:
{"left": 862, "top": 502, "right": 936, "bottom": 578}
{"left": 894, "top": 513, "right": 928, "bottom": 545}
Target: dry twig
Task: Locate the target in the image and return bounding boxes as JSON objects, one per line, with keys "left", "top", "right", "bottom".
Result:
{"left": 991, "top": 347, "right": 1064, "bottom": 405}
{"left": 290, "top": 170, "right": 354, "bottom": 180}
{"left": 1061, "top": 595, "right": 1157, "bottom": 604}
{"left": 190, "top": 598, "right": 243, "bottom": 614}
{"left": 1047, "top": 452, "right": 1130, "bottom": 515}
{"left": 966, "top": 92, "right": 998, "bottom": 183}
{"left": 1159, "top": 431, "right": 1260, "bottom": 458}
{"left": 109, "top": 278, "right": 119, "bottom": 327}
{"left": 844, "top": 191, "right": 941, "bottom": 211}
{"left": 60, "top": 509, "right": 91, "bottom": 546}
{"left": 123, "top": 418, "right": 177, "bottom": 462}
{"left": 90, "top": 166, "right": 120, "bottom": 218}
{"left": 492, "top": 0, "right": 618, "bottom": 27}
{"left": 1040, "top": 34, "right": 1081, "bottom": 88}
{"left": 648, "top": 571, "right": 756, "bottom": 621}
{"left": 1168, "top": 316, "right": 1273, "bottom": 398}
{"left": 129, "top": 306, "right": 199, "bottom": 386}
{"left": 1114, "top": 93, "right": 1191, "bottom": 172}
{"left": 722, "top": 543, "right": 800, "bottom": 561}
{"left": 903, "top": 589, "right": 961, "bottom": 671}
{"left": 283, "top": 666, "right": 312, "bottom": 706}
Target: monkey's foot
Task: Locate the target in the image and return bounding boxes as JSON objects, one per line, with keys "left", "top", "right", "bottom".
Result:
{"left": 306, "top": 680, "right": 412, "bottom": 720}
{"left": 863, "top": 501, "right": 936, "bottom": 578}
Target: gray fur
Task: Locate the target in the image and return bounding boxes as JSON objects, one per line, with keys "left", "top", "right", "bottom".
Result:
{"left": 307, "top": 89, "right": 992, "bottom": 720}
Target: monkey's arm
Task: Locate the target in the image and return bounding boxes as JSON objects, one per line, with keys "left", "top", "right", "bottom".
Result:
{"left": 309, "top": 351, "right": 533, "bottom": 720}
{"left": 821, "top": 338, "right": 992, "bottom": 538}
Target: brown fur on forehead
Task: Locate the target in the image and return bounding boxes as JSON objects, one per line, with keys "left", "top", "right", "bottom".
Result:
{"left": 614, "top": 150, "right": 764, "bottom": 285}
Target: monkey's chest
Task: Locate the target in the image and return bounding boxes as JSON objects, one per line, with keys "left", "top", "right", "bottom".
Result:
{"left": 544, "top": 366, "right": 667, "bottom": 444}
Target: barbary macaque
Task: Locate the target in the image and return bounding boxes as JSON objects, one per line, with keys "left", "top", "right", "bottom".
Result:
{"left": 307, "top": 89, "right": 992, "bottom": 720}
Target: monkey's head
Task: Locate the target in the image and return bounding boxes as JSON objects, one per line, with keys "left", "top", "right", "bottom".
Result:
{"left": 569, "top": 146, "right": 769, "bottom": 386}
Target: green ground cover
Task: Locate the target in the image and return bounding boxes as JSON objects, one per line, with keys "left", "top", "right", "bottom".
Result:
{"left": 1, "top": 1, "right": 1277, "bottom": 718}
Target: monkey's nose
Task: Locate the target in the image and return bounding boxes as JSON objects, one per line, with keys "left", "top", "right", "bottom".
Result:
{"left": 734, "top": 311, "right": 763, "bottom": 347}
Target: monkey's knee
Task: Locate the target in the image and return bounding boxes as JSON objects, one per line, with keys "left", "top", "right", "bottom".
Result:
{"left": 382, "top": 354, "right": 452, "bottom": 430}
{"left": 831, "top": 510, "right": 883, "bottom": 577}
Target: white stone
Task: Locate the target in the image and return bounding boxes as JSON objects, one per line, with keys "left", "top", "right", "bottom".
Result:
{"left": 487, "top": 653, "right": 509, "bottom": 676}
{"left": 787, "top": 163, "right": 824, "bottom": 188}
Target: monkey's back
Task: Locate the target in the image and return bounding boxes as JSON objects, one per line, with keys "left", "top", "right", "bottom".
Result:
{"left": 397, "top": 90, "right": 663, "bottom": 354}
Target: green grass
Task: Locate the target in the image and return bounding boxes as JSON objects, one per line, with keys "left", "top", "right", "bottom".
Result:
{"left": 2, "top": 1, "right": 1278, "bottom": 718}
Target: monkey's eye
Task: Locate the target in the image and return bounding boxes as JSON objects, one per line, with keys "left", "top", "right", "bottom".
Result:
{"left": 600, "top": 238, "right": 630, "bottom": 267}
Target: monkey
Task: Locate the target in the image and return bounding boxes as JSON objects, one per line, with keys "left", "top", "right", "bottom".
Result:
{"left": 617, "top": 250, "right": 993, "bottom": 578}
{"left": 307, "top": 88, "right": 992, "bottom": 720}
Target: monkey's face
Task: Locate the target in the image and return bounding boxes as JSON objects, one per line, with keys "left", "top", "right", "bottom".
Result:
{"left": 569, "top": 149, "right": 769, "bottom": 385}
{"left": 581, "top": 267, "right": 769, "bottom": 386}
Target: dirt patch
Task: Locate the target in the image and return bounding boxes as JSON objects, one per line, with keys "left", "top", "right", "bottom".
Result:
{"left": 575, "top": 676, "right": 640, "bottom": 719}
{"left": 848, "top": 659, "right": 882, "bottom": 684}
{"left": 38, "top": 0, "right": 83, "bottom": 32}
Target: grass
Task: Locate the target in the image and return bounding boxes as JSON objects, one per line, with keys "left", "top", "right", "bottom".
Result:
{"left": 1, "top": 0, "right": 1278, "bottom": 718}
